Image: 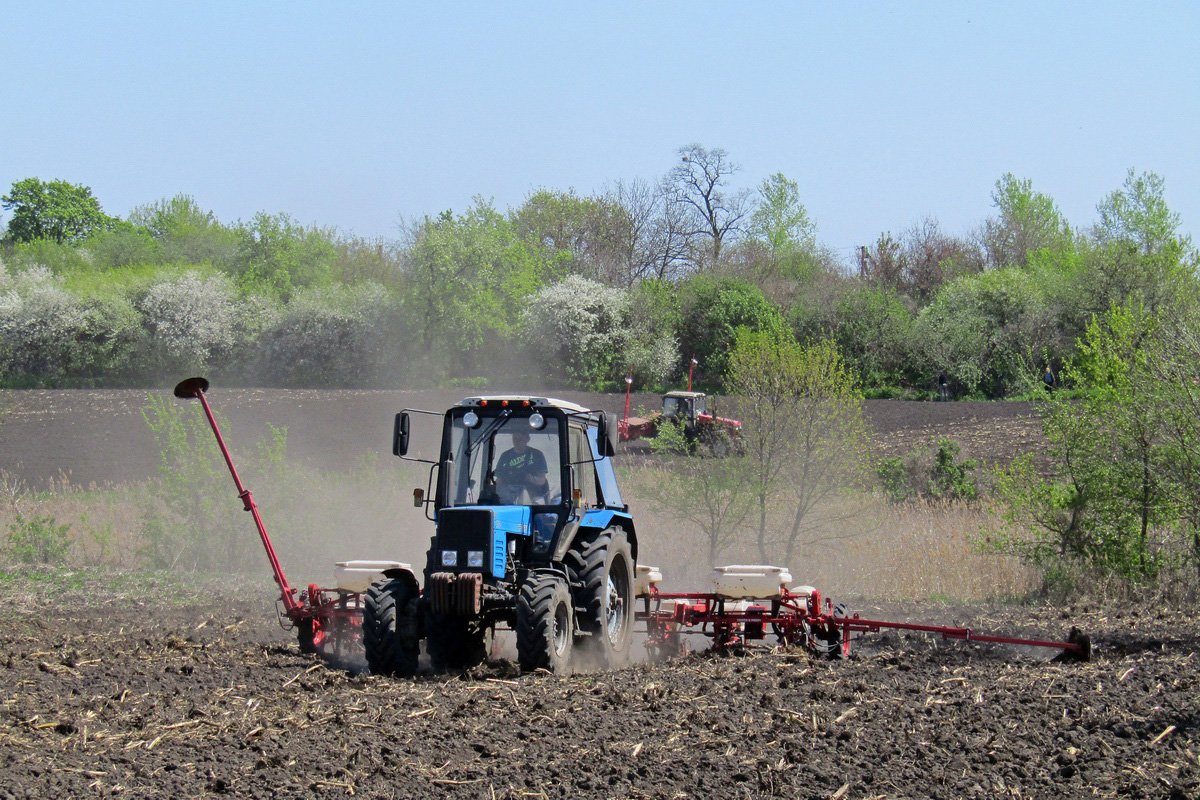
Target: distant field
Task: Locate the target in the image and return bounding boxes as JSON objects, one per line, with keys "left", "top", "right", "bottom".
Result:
{"left": 0, "top": 388, "right": 1045, "bottom": 488}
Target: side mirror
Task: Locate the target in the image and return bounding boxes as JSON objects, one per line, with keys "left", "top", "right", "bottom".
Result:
{"left": 596, "top": 412, "right": 617, "bottom": 458}
{"left": 393, "top": 412, "right": 410, "bottom": 457}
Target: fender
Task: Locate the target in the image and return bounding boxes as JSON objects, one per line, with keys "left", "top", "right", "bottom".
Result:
{"left": 580, "top": 508, "right": 637, "bottom": 561}
{"left": 381, "top": 566, "right": 421, "bottom": 596}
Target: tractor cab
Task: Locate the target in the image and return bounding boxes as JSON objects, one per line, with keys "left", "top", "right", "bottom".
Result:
{"left": 431, "top": 396, "right": 623, "bottom": 515}
{"left": 394, "top": 398, "right": 626, "bottom": 573}
{"left": 662, "top": 391, "right": 707, "bottom": 428}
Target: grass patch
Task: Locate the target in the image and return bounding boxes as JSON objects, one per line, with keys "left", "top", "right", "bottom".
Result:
{"left": 0, "top": 564, "right": 274, "bottom": 612}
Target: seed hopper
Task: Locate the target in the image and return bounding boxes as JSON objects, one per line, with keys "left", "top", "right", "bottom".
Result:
{"left": 177, "top": 377, "right": 1089, "bottom": 669}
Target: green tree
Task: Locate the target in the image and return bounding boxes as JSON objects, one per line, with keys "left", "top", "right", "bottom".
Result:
{"left": 746, "top": 172, "right": 815, "bottom": 259}
{"left": 1095, "top": 169, "right": 1190, "bottom": 258}
{"left": 676, "top": 275, "right": 786, "bottom": 388}
{"left": 1069, "top": 170, "right": 1197, "bottom": 323}
{"left": 126, "top": 193, "right": 241, "bottom": 270}
{"left": 233, "top": 212, "right": 338, "bottom": 298}
{"left": 511, "top": 189, "right": 632, "bottom": 285}
{"left": 982, "top": 173, "right": 1073, "bottom": 268}
{"left": 915, "top": 267, "right": 1055, "bottom": 397}
{"left": 990, "top": 302, "right": 1182, "bottom": 586}
{"left": 829, "top": 284, "right": 916, "bottom": 392}
{"left": 726, "top": 329, "right": 871, "bottom": 563}
{"left": 401, "top": 198, "right": 563, "bottom": 378}
{"left": 1146, "top": 317, "right": 1200, "bottom": 578}
{"left": 2, "top": 178, "right": 115, "bottom": 244}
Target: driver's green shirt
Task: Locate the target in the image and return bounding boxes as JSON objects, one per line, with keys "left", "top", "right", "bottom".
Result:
{"left": 494, "top": 447, "right": 548, "bottom": 484}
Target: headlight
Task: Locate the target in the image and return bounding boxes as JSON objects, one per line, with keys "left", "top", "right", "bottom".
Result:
{"left": 529, "top": 412, "right": 544, "bottom": 430}
{"left": 467, "top": 550, "right": 485, "bottom": 568}
{"left": 463, "top": 411, "right": 480, "bottom": 428}
{"left": 441, "top": 550, "right": 458, "bottom": 567}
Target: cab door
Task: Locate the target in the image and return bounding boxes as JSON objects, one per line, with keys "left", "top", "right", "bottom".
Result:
{"left": 568, "top": 424, "right": 598, "bottom": 508}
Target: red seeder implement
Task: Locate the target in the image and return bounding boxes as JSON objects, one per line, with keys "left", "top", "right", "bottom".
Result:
{"left": 173, "top": 377, "right": 367, "bottom": 660}
{"left": 635, "top": 565, "right": 1090, "bottom": 662}
{"left": 176, "top": 377, "right": 1089, "bottom": 669}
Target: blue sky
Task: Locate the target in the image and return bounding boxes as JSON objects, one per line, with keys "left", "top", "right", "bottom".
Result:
{"left": 2, "top": 2, "right": 1196, "bottom": 263}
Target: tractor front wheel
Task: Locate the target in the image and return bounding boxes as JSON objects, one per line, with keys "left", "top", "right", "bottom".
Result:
{"left": 516, "top": 574, "right": 574, "bottom": 673}
{"left": 363, "top": 577, "right": 420, "bottom": 677}
{"left": 566, "top": 526, "right": 635, "bottom": 667}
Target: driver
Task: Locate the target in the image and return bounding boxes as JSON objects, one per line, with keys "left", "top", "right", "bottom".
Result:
{"left": 493, "top": 430, "right": 549, "bottom": 504}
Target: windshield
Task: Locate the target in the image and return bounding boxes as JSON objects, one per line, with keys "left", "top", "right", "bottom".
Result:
{"left": 445, "top": 413, "right": 563, "bottom": 507}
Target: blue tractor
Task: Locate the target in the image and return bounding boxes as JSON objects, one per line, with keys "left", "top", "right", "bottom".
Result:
{"left": 363, "top": 396, "right": 637, "bottom": 676}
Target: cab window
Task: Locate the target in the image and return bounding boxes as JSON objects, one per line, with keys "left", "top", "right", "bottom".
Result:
{"left": 569, "top": 424, "right": 598, "bottom": 507}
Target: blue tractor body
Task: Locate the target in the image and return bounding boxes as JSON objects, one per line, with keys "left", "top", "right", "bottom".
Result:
{"left": 364, "top": 396, "right": 638, "bottom": 675}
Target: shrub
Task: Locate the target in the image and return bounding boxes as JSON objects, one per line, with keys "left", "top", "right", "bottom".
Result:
{"left": 255, "top": 282, "right": 395, "bottom": 386}
{"left": 0, "top": 266, "right": 134, "bottom": 386}
{"left": 4, "top": 238, "right": 93, "bottom": 274}
{"left": 139, "top": 394, "right": 289, "bottom": 572}
{"left": 6, "top": 514, "right": 72, "bottom": 564}
{"left": 522, "top": 275, "right": 676, "bottom": 390}
{"left": 878, "top": 438, "right": 978, "bottom": 503}
{"left": 133, "top": 272, "right": 242, "bottom": 375}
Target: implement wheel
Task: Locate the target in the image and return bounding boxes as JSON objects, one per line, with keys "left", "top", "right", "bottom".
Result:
{"left": 566, "top": 526, "right": 635, "bottom": 667}
{"left": 296, "top": 619, "right": 320, "bottom": 654}
{"left": 516, "top": 574, "right": 574, "bottom": 673}
{"left": 363, "top": 577, "right": 420, "bottom": 677}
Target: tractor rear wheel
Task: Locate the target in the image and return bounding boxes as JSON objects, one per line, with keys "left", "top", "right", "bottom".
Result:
{"left": 516, "top": 574, "right": 574, "bottom": 673}
{"left": 363, "top": 577, "right": 420, "bottom": 677}
{"left": 426, "top": 611, "right": 491, "bottom": 671}
{"left": 566, "top": 526, "right": 634, "bottom": 667}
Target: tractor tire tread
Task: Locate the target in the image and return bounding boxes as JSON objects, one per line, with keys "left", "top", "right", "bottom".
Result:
{"left": 363, "top": 578, "right": 419, "bottom": 677}
{"left": 565, "top": 526, "right": 634, "bottom": 666}
{"left": 515, "top": 574, "right": 572, "bottom": 673}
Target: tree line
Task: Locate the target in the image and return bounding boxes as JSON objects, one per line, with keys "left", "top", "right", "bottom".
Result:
{"left": 4, "top": 147, "right": 1200, "bottom": 595}
{"left": 0, "top": 146, "right": 1195, "bottom": 395}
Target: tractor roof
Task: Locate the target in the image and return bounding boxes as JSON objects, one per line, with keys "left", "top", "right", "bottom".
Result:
{"left": 456, "top": 396, "right": 592, "bottom": 414}
{"left": 663, "top": 391, "right": 707, "bottom": 399}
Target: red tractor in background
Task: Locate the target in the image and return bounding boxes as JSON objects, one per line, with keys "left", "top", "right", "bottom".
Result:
{"left": 618, "top": 357, "right": 743, "bottom": 455}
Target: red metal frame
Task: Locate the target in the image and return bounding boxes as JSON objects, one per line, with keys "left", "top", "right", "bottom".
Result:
{"left": 636, "top": 585, "right": 1088, "bottom": 660}
{"left": 174, "top": 378, "right": 362, "bottom": 657}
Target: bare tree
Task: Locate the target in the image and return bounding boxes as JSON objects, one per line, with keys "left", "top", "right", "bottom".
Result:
{"left": 665, "top": 143, "right": 753, "bottom": 270}
{"left": 860, "top": 232, "right": 906, "bottom": 292}
{"left": 903, "top": 217, "right": 984, "bottom": 303}
{"left": 604, "top": 178, "right": 691, "bottom": 284}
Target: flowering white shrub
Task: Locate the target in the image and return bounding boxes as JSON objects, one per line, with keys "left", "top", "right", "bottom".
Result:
{"left": 136, "top": 272, "right": 240, "bottom": 372}
{"left": 0, "top": 267, "right": 89, "bottom": 383}
{"left": 522, "top": 275, "right": 676, "bottom": 388}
